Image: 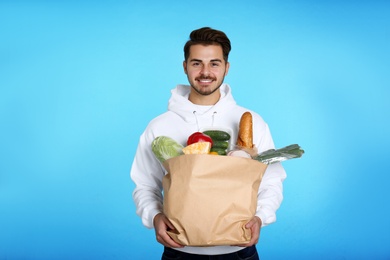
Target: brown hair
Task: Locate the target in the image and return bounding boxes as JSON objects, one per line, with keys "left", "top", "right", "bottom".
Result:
{"left": 183, "top": 27, "right": 231, "bottom": 62}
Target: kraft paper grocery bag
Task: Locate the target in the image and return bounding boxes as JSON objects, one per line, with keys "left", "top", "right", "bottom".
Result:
{"left": 162, "top": 154, "right": 267, "bottom": 246}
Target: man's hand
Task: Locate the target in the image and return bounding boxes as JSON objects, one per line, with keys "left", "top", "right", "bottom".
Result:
{"left": 237, "top": 216, "right": 262, "bottom": 247}
{"left": 153, "top": 213, "right": 184, "bottom": 248}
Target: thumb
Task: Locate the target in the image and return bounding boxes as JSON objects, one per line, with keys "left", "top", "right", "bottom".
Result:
{"left": 162, "top": 215, "right": 176, "bottom": 230}
{"left": 245, "top": 218, "right": 256, "bottom": 229}
{"left": 246, "top": 216, "right": 261, "bottom": 228}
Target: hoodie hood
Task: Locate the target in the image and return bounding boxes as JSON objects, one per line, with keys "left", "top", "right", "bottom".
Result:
{"left": 167, "top": 84, "right": 237, "bottom": 128}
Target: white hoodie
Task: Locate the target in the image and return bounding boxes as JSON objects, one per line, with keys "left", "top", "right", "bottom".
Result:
{"left": 130, "top": 84, "right": 286, "bottom": 255}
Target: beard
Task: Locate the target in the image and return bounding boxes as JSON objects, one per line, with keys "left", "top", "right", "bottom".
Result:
{"left": 189, "top": 76, "right": 225, "bottom": 96}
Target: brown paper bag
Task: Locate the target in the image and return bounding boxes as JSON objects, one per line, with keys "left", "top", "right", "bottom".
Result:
{"left": 162, "top": 154, "right": 267, "bottom": 246}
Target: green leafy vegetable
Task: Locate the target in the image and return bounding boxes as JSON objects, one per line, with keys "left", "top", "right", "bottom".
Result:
{"left": 253, "top": 144, "right": 305, "bottom": 164}
{"left": 151, "top": 136, "right": 184, "bottom": 163}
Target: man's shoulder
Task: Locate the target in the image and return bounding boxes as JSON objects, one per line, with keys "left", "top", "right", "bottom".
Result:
{"left": 146, "top": 111, "right": 179, "bottom": 129}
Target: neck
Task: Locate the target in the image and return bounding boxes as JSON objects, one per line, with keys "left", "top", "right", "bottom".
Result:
{"left": 189, "top": 90, "right": 221, "bottom": 105}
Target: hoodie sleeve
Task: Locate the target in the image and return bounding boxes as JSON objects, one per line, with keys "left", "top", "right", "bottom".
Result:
{"left": 253, "top": 119, "right": 287, "bottom": 227}
{"left": 130, "top": 131, "right": 165, "bottom": 229}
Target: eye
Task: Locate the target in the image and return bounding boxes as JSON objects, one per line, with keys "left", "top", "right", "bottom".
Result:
{"left": 191, "top": 62, "right": 201, "bottom": 67}
{"left": 211, "top": 62, "right": 220, "bottom": 67}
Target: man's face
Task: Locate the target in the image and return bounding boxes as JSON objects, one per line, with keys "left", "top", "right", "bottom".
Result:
{"left": 183, "top": 44, "right": 230, "bottom": 98}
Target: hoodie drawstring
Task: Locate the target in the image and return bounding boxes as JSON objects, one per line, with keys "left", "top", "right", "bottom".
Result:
{"left": 193, "top": 110, "right": 217, "bottom": 130}
{"left": 212, "top": 111, "right": 217, "bottom": 127}
{"left": 193, "top": 111, "right": 200, "bottom": 131}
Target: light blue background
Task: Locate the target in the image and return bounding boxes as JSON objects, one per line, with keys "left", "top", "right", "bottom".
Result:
{"left": 1, "top": 1, "right": 389, "bottom": 259}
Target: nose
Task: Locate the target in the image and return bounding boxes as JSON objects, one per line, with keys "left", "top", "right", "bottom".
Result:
{"left": 200, "top": 65, "right": 210, "bottom": 76}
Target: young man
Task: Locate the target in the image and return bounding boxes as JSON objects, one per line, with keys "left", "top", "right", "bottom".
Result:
{"left": 130, "top": 27, "right": 286, "bottom": 259}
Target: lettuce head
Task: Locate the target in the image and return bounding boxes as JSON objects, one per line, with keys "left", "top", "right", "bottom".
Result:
{"left": 151, "top": 136, "right": 184, "bottom": 163}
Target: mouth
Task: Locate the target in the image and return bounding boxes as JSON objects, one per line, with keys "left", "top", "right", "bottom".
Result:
{"left": 196, "top": 78, "right": 214, "bottom": 84}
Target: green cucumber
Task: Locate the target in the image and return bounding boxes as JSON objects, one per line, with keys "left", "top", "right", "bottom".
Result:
{"left": 202, "top": 130, "right": 230, "bottom": 141}
{"left": 210, "top": 147, "right": 227, "bottom": 155}
{"left": 212, "top": 140, "right": 229, "bottom": 149}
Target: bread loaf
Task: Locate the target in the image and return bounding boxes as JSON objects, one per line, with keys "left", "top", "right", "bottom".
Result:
{"left": 236, "top": 112, "right": 253, "bottom": 148}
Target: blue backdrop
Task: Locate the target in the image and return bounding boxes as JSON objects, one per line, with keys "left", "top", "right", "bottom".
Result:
{"left": 1, "top": 1, "right": 389, "bottom": 259}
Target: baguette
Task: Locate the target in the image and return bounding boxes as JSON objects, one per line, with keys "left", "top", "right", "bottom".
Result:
{"left": 236, "top": 112, "right": 253, "bottom": 149}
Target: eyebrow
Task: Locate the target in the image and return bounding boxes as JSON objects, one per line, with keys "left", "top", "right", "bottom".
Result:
{"left": 189, "top": 59, "right": 223, "bottom": 63}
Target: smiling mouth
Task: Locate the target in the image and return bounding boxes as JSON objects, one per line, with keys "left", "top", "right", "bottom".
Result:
{"left": 197, "top": 78, "right": 214, "bottom": 83}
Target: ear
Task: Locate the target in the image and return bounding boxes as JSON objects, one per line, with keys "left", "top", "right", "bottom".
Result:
{"left": 225, "top": 61, "right": 230, "bottom": 76}
{"left": 183, "top": 61, "right": 188, "bottom": 74}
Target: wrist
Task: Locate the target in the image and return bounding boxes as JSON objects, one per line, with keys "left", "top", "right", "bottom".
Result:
{"left": 152, "top": 212, "right": 163, "bottom": 228}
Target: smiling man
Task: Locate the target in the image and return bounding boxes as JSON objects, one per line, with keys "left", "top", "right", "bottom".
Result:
{"left": 130, "top": 27, "right": 286, "bottom": 259}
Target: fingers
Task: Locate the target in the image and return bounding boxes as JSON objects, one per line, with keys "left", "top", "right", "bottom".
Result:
{"left": 236, "top": 217, "right": 262, "bottom": 247}
{"left": 154, "top": 213, "right": 184, "bottom": 248}
{"left": 156, "top": 229, "right": 184, "bottom": 248}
